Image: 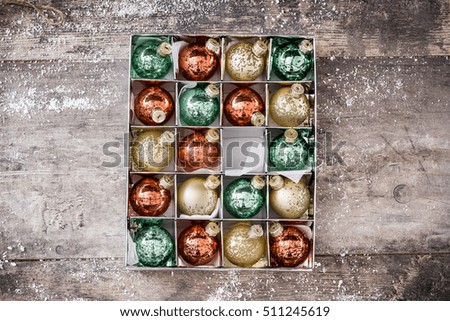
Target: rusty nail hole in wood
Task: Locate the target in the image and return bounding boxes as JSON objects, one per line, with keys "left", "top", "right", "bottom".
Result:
{"left": 55, "top": 245, "right": 64, "bottom": 254}
{"left": 393, "top": 184, "right": 411, "bottom": 204}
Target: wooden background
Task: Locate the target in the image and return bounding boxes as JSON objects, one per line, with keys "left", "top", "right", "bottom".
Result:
{"left": 0, "top": 0, "right": 449, "bottom": 300}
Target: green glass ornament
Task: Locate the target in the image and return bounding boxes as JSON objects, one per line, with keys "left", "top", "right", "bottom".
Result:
{"left": 272, "top": 39, "right": 313, "bottom": 81}
{"left": 179, "top": 84, "right": 220, "bottom": 126}
{"left": 224, "top": 176, "right": 265, "bottom": 219}
{"left": 135, "top": 224, "right": 175, "bottom": 267}
{"left": 269, "top": 128, "right": 309, "bottom": 171}
{"left": 132, "top": 39, "right": 173, "bottom": 79}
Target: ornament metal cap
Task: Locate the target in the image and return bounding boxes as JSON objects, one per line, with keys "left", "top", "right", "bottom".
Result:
{"left": 299, "top": 39, "right": 313, "bottom": 54}
{"left": 269, "top": 175, "right": 285, "bottom": 190}
{"left": 251, "top": 176, "right": 266, "bottom": 190}
{"left": 151, "top": 107, "right": 166, "bottom": 123}
{"left": 160, "top": 175, "right": 174, "bottom": 189}
{"left": 269, "top": 222, "right": 284, "bottom": 237}
{"left": 251, "top": 111, "right": 265, "bottom": 126}
{"left": 204, "top": 175, "right": 220, "bottom": 190}
{"left": 205, "top": 222, "right": 220, "bottom": 237}
{"left": 160, "top": 131, "right": 175, "bottom": 144}
{"left": 206, "top": 38, "right": 220, "bottom": 54}
{"left": 284, "top": 128, "right": 298, "bottom": 143}
{"left": 248, "top": 224, "right": 264, "bottom": 239}
{"left": 290, "top": 83, "right": 306, "bottom": 97}
{"left": 157, "top": 42, "right": 172, "bottom": 57}
{"left": 205, "top": 83, "right": 220, "bottom": 98}
{"left": 252, "top": 39, "right": 269, "bottom": 57}
{"left": 205, "top": 129, "right": 220, "bottom": 142}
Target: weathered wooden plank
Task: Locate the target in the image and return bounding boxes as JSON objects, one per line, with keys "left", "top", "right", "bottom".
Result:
{"left": 0, "top": 0, "right": 448, "bottom": 61}
{"left": 0, "top": 254, "right": 448, "bottom": 300}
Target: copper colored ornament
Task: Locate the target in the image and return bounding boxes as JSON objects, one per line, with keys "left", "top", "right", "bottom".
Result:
{"left": 178, "top": 38, "right": 220, "bottom": 81}
{"left": 178, "top": 129, "right": 221, "bottom": 172}
{"left": 224, "top": 87, "right": 265, "bottom": 126}
{"left": 178, "top": 222, "right": 220, "bottom": 265}
{"left": 269, "top": 223, "right": 310, "bottom": 267}
{"left": 134, "top": 86, "right": 174, "bottom": 125}
{"left": 129, "top": 176, "right": 173, "bottom": 217}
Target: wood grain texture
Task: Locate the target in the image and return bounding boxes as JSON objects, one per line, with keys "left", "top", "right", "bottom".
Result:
{"left": 0, "top": 254, "right": 448, "bottom": 300}
{"left": 0, "top": 0, "right": 449, "bottom": 61}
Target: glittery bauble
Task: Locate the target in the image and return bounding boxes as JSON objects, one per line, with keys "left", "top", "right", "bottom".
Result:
{"left": 177, "top": 223, "right": 220, "bottom": 265}
{"left": 269, "top": 129, "right": 309, "bottom": 170}
{"left": 132, "top": 130, "right": 174, "bottom": 172}
{"left": 224, "top": 223, "right": 265, "bottom": 267}
{"left": 272, "top": 39, "right": 313, "bottom": 81}
{"left": 129, "top": 176, "right": 172, "bottom": 217}
{"left": 269, "top": 85, "right": 310, "bottom": 127}
{"left": 224, "top": 177, "right": 265, "bottom": 219}
{"left": 134, "top": 86, "right": 174, "bottom": 125}
{"left": 226, "top": 41, "right": 268, "bottom": 81}
{"left": 178, "top": 130, "right": 220, "bottom": 172}
{"left": 177, "top": 176, "right": 220, "bottom": 216}
{"left": 132, "top": 40, "right": 173, "bottom": 79}
{"left": 179, "top": 85, "right": 220, "bottom": 126}
{"left": 178, "top": 40, "right": 219, "bottom": 81}
{"left": 269, "top": 176, "right": 310, "bottom": 219}
{"left": 269, "top": 224, "right": 310, "bottom": 267}
{"left": 224, "top": 87, "right": 265, "bottom": 126}
{"left": 135, "top": 225, "right": 175, "bottom": 267}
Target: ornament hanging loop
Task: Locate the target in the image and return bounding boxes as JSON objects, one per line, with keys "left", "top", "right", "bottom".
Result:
{"left": 3, "top": 0, "right": 65, "bottom": 26}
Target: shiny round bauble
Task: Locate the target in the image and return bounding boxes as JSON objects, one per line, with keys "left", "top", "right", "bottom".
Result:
{"left": 269, "top": 84, "right": 310, "bottom": 127}
{"left": 132, "top": 40, "right": 173, "bottom": 79}
{"left": 179, "top": 85, "right": 220, "bottom": 126}
{"left": 129, "top": 176, "right": 173, "bottom": 217}
{"left": 178, "top": 130, "right": 221, "bottom": 172}
{"left": 135, "top": 224, "right": 175, "bottom": 267}
{"left": 224, "top": 223, "right": 265, "bottom": 267}
{"left": 269, "top": 223, "right": 310, "bottom": 267}
{"left": 132, "top": 130, "right": 174, "bottom": 172}
{"left": 269, "top": 129, "right": 309, "bottom": 170}
{"left": 225, "top": 40, "right": 268, "bottom": 81}
{"left": 224, "top": 177, "right": 265, "bottom": 219}
{"left": 177, "top": 223, "right": 220, "bottom": 265}
{"left": 134, "top": 86, "right": 174, "bottom": 125}
{"left": 269, "top": 175, "right": 310, "bottom": 219}
{"left": 224, "top": 87, "right": 265, "bottom": 126}
{"left": 272, "top": 39, "right": 313, "bottom": 81}
{"left": 177, "top": 176, "right": 220, "bottom": 216}
{"left": 178, "top": 38, "right": 220, "bottom": 81}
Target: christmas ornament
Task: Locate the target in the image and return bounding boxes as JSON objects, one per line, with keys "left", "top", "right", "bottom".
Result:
{"left": 132, "top": 39, "right": 173, "bottom": 79}
{"left": 178, "top": 38, "right": 220, "bottom": 81}
{"left": 178, "top": 129, "right": 221, "bottom": 172}
{"left": 132, "top": 130, "right": 175, "bottom": 172}
{"left": 135, "top": 224, "right": 175, "bottom": 267}
{"left": 177, "top": 222, "right": 220, "bottom": 265}
{"left": 177, "top": 175, "right": 220, "bottom": 216}
{"left": 224, "top": 223, "right": 265, "bottom": 267}
{"left": 129, "top": 175, "right": 173, "bottom": 217}
{"left": 225, "top": 40, "right": 268, "bottom": 81}
{"left": 269, "top": 84, "right": 310, "bottom": 127}
{"left": 272, "top": 39, "right": 313, "bottom": 81}
{"left": 224, "top": 176, "right": 265, "bottom": 219}
{"left": 224, "top": 87, "right": 265, "bottom": 126}
{"left": 269, "top": 128, "right": 308, "bottom": 170}
{"left": 179, "top": 84, "right": 220, "bottom": 126}
{"left": 269, "top": 175, "right": 310, "bottom": 219}
{"left": 269, "top": 223, "right": 310, "bottom": 267}
{"left": 134, "top": 86, "right": 174, "bottom": 125}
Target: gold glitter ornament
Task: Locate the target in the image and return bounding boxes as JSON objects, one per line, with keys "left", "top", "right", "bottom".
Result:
{"left": 177, "top": 175, "right": 220, "bottom": 216}
{"left": 269, "top": 84, "right": 310, "bottom": 127}
{"left": 131, "top": 130, "right": 174, "bottom": 172}
{"left": 269, "top": 175, "right": 310, "bottom": 219}
{"left": 225, "top": 40, "right": 268, "bottom": 81}
{"left": 224, "top": 223, "right": 265, "bottom": 267}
